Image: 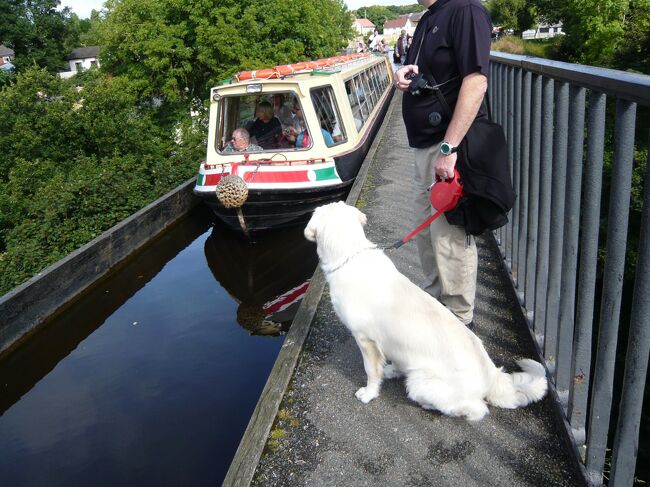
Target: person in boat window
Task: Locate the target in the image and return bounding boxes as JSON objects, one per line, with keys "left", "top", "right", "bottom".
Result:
{"left": 332, "top": 117, "right": 362, "bottom": 143}
{"left": 284, "top": 103, "right": 334, "bottom": 148}
{"left": 248, "top": 101, "right": 282, "bottom": 149}
{"left": 223, "top": 128, "right": 263, "bottom": 153}
{"left": 272, "top": 94, "right": 294, "bottom": 128}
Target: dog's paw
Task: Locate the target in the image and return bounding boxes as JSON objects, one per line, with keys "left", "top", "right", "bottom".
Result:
{"left": 383, "top": 364, "right": 403, "bottom": 379}
{"left": 355, "top": 387, "right": 378, "bottom": 403}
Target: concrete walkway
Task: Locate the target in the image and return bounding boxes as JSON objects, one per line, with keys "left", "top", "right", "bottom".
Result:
{"left": 247, "top": 94, "right": 586, "bottom": 486}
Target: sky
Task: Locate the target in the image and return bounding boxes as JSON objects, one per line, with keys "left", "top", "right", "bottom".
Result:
{"left": 60, "top": 0, "right": 104, "bottom": 18}
{"left": 60, "top": 0, "right": 418, "bottom": 18}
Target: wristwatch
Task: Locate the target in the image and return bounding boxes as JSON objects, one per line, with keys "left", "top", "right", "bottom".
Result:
{"left": 440, "top": 141, "right": 458, "bottom": 155}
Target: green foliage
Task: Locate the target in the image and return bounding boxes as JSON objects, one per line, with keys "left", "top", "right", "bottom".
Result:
{"left": 95, "top": 0, "right": 354, "bottom": 101}
{"left": 386, "top": 4, "right": 425, "bottom": 15}
{"left": 353, "top": 6, "right": 397, "bottom": 33}
{"left": 486, "top": 0, "right": 536, "bottom": 32}
{"left": 491, "top": 35, "right": 562, "bottom": 58}
{"left": 533, "top": 0, "right": 650, "bottom": 73}
{"left": 0, "top": 0, "right": 73, "bottom": 72}
{"left": 0, "top": 67, "right": 204, "bottom": 294}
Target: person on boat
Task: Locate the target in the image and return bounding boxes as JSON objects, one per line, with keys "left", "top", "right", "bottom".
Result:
{"left": 272, "top": 94, "right": 294, "bottom": 128}
{"left": 223, "top": 128, "right": 263, "bottom": 153}
{"left": 284, "top": 102, "right": 334, "bottom": 148}
{"left": 248, "top": 101, "right": 282, "bottom": 149}
{"left": 332, "top": 117, "right": 362, "bottom": 143}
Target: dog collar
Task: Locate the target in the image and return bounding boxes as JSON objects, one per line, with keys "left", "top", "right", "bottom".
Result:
{"left": 321, "top": 245, "right": 378, "bottom": 275}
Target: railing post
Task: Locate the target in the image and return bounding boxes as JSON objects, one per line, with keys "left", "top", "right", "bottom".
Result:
{"left": 533, "top": 77, "right": 554, "bottom": 348}
{"left": 610, "top": 131, "right": 650, "bottom": 486}
{"left": 512, "top": 68, "right": 522, "bottom": 289}
{"left": 506, "top": 66, "right": 515, "bottom": 273}
{"left": 524, "top": 74, "right": 542, "bottom": 325}
{"left": 586, "top": 99, "right": 637, "bottom": 486}
{"left": 544, "top": 81, "right": 569, "bottom": 378}
{"left": 568, "top": 90, "right": 606, "bottom": 452}
{"left": 556, "top": 86, "right": 586, "bottom": 408}
{"left": 517, "top": 72, "right": 531, "bottom": 306}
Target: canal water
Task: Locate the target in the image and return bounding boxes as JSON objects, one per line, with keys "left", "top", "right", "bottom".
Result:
{"left": 0, "top": 206, "right": 318, "bottom": 486}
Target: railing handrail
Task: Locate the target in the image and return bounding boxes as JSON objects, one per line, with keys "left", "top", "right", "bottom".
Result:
{"left": 490, "top": 51, "right": 650, "bottom": 105}
{"left": 488, "top": 54, "right": 649, "bottom": 487}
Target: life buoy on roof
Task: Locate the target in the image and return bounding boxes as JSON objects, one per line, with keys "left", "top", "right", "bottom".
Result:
{"left": 234, "top": 52, "right": 371, "bottom": 82}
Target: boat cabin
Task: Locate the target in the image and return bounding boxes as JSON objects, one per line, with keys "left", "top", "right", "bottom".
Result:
{"left": 195, "top": 53, "right": 394, "bottom": 233}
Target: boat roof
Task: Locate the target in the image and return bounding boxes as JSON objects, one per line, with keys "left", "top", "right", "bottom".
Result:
{"left": 212, "top": 53, "right": 388, "bottom": 95}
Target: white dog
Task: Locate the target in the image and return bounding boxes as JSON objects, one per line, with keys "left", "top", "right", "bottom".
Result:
{"left": 304, "top": 202, "right": 547, "bottom": 421}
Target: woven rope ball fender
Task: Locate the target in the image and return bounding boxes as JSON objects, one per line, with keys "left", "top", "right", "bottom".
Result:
{"left": 215, "top": 174, "right": 248, "bottom": 208}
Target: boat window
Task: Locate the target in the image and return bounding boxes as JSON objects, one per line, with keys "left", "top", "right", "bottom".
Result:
{"left": 215, "top": 92, "right": 309, "bottom": 153}
{"left": 346, "top": 76, "right": 369, "bottom": 128}
{"left": 310, "top": 86, "right": 346, "bottom": 146}
{"left": 362, "top": 70, "right": 378, "bottom": 108}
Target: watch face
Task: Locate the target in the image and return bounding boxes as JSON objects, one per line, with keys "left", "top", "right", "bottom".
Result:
{"left": 441, "top": 142, "right": 452, "bottom": 154}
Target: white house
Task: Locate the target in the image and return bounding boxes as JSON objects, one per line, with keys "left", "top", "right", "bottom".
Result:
{"left": 354, "top": 18, "right": 376, "bottom": 37}
{"left": 383, "top": 16, "right": 415, "bottom": 43}
{"left": 0, "top": 44, "right": 15, "bottom": 64}
{"left": 59, "top": 46, "right": 100, "bottom": 79}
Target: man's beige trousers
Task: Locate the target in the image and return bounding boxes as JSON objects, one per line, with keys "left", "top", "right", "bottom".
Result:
{"left": 413, "top": 143, "right": 478, "bottom": 325}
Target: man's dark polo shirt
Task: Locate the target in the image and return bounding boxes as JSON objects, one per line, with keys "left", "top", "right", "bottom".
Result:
{"left": 402, "top": 0, "right": 492, "bottom": 148}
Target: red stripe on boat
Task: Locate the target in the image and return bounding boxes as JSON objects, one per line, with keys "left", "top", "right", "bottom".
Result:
{"left": 243, "top": 170, "right": 310, "bottom": 183}
{"left": 204, "top": 173, "right": 225, "bottom": 186}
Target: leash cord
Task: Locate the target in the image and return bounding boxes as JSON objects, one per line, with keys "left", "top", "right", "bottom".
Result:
{"left": 383, "top": 209, "right": 444, "bottom": 250}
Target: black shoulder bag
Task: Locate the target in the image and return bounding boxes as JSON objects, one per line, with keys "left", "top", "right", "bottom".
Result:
{"left": 419, "top": 68, "right": 516, "bottom": 235}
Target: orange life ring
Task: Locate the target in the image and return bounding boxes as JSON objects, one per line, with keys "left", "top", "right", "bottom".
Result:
{"left": 236, "top": 68, "right": 279, "bottom": 81}
{"left": 234, "top": 52, "right": 375, "bottom": 81}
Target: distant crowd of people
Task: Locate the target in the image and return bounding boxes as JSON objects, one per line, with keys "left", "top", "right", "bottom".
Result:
{"left": 355, "top": 29, "right": 413, "bottom": 65}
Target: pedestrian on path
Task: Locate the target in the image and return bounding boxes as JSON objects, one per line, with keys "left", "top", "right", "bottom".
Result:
{"left": 393, "top": 0, "right": 492, "bottom": 327}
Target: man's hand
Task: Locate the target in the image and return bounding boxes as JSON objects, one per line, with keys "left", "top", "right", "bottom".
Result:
{"left": 434, "top": 153, "right": 457, "bottom": 180}
{"left": 394, "top": 65, "right": 419, "bottom": 92}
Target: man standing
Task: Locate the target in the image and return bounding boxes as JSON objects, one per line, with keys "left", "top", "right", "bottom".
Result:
{"left": 396, "top": 30, "right": 408, "bottom": 64}
{"left": 394, "top": 0, "right": 492, "bottom": 328}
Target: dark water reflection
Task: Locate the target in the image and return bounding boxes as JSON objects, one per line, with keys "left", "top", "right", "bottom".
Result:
{"left": 0, "top": 206, "right": 318, "bottom": 486}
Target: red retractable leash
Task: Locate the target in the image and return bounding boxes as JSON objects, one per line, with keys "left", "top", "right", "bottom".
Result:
{"left": 386, "top": 169, "right": 464, "bottom": 249}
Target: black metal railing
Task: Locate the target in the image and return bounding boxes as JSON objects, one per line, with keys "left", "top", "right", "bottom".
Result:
{"left": 489, "top": 52, "right": 650, "bottom": 486}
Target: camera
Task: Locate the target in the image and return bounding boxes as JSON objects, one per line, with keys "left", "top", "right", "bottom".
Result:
{"left": 405, "top": 73, "right": 443, "bottom": 127}
{"left": 406, "top": 72, "right": 434, "bottom": 97}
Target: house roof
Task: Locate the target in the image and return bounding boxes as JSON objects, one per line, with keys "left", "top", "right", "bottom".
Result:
{"left": 410, "top": 11, "right": 426, "bottom": 22}
{"left": 65, "top": 46, "right": 100, "bottom": 61}
{"left": 384, "top": 17, "right": 409, "bottom": 29}
{"left": 0, "top": 44, "right": 15, "bottom": 57}
{"left": 355, "top": 18, "right": 375, "bottom": 28}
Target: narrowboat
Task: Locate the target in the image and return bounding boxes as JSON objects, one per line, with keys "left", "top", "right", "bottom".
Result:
{"left": 193, "top": 52, "right": 394, "bottom": 234}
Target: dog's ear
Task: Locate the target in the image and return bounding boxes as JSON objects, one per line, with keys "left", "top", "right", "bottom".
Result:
{"left": 304, "top": 212, "right": 319, "bottom": 241}
{"left": 355, "top": 207, "right": 368, "bottom": 226}
{"left": 304, "top": 221, "right": 317, "bottom": 241}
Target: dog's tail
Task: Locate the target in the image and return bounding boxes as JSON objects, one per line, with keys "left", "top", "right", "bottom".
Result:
{"left": 486, "top": 359, "right": 548, "bottom": 409}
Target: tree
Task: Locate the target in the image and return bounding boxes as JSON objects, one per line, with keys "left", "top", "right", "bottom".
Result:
{"left": 386, "top": 4, "right": 426, "bottom": 16}
{"left": 353, "top": 6, "right": 397, "bottom": 33}
{"left": 95, "top": 0, "right": 354, "bottom": 102}
{"left": 0, "top": 66, "right": 204, "bottom": 293}
{"left": 0, "top": 0, "right": 72, "bottom": 72}
{"left": 486, "top": 0, "right": 536, "bottom": 33}
{"left": 532, "top": 0, "right": 649, "bottom": 72}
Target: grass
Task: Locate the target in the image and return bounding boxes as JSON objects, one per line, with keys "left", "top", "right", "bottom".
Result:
{"left": 492, "top": 35, "right": 562, "bottom": 60}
